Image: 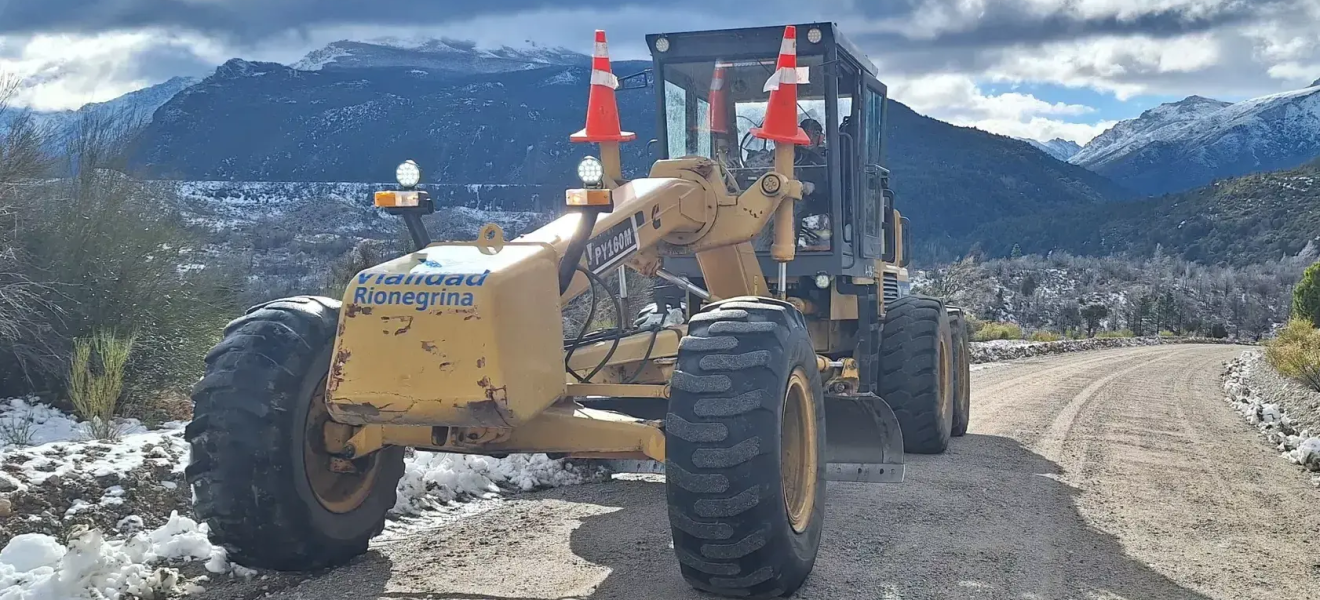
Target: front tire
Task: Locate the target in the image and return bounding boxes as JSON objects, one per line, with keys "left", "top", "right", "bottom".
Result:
{"left": 666, "top": 298, "right": 827, "bottom": 598}
{"left": 185, "top": 296, "right": 405, "bottom": 571}
{"left": 878, "top": 295, "right": 954, "bottom": 454}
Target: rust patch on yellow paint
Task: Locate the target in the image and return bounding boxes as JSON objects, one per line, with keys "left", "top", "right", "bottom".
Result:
{"left": 380, "top": 315, "right": 413, "bottom": 336}
{"left": 345, "top": 304, "right": 373, "bottom": 318}
{"left": 421, "top": 340, "right": 437, "bottom": 353}
{"left": 473, "top": 375, "right": 511, "bottom": 427}
{"left": 328, "top": 347, "right": 351, "bottom": 392}
{"left": 476, "top": 357, "right": 486, "bottom": 369}
{"left": 336, "top": 402, "right": 381, "bottom": 419}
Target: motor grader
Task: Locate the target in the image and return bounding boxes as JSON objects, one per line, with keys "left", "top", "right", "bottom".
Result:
{"left": 186, "top": 22, "right": 971, "bottom": 599}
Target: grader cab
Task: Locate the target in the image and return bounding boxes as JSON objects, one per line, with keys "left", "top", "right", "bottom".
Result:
{"left": 185, "top": 23, "right": 971, "bottom": 599}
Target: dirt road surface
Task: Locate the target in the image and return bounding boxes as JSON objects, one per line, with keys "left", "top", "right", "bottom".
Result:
{"left": 200, "top": 344, "right": 1320, "bottom": 600}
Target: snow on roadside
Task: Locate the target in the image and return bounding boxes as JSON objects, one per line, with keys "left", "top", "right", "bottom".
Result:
{"left": 969, "top": 335, "right": 1236, "bottom": 364}
{"left": 1222, "top": 350, "right": 1320, "bottom": 482}
{"left": 0, "top": 397, "right": 600, "bottom": 598}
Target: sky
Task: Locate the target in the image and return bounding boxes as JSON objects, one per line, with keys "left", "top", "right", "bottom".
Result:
{"left": 1, "top": 0, "right": 1318, "bottom": 145}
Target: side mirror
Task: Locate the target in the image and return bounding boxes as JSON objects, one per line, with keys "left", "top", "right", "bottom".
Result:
{"left": 899, "top": 216, "right": 911, "bottom": 268}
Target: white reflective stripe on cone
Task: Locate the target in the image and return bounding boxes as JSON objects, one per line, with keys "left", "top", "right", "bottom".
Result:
{"left": 594, "top": 41, "right": 609, "bottom": 57}
{"left": 762, "top": 66, "right": 810, "bottom": 92}
{"left": 591, "top": 69, "right": 620, "bottom": 89}
{"left": 780, "top": 36, "right": 796, "bottom": 56}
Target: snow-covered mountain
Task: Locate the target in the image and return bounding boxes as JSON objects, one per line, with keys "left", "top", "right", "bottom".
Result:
{"left": 0, "top": 76, "right": 199, "bottom": 140}
{"left": 1069, "top": 96, "right": 1232, "bottom": 169}
{"left": 1070, "top": 84, "right": 1320, "bottom": 195}
{"left": 292, "top": 38, "right": 589, "bottom": 74}
{"left": 1020, "top": 137, "right": 1082, "bottom": 161}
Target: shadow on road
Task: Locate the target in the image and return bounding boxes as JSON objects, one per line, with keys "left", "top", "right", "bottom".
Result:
{"left": 199, "top": 434, "right": 1215, "bottom": 599}
{"left": 549, "top": 433, "right": 1214, "bottom": 600}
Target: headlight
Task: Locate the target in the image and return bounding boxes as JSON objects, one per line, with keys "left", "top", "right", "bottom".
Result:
{"left": 807, "top": 28, "right": 823, "bottom": 44}
{"left": 654, "top": 37, "right": 670, "bottom": 52}
{"left": 814, "top": 273, "right": 831, "bottom": 289}
{"left": 577, "top": 156, "right": 604, "bottom": 186}
{"left": 396, "top": 160, "right": 421, "bottom": 188}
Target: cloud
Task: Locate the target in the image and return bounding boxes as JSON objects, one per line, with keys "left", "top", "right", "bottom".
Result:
{"left": 889, "top": 73, "right": 1112, "bottom": 143}
{"left": 0, "top": 0, "right": 1318, "bottom": 125}
{"left": 0, "top": 30, "right": 225, "bottom": 110}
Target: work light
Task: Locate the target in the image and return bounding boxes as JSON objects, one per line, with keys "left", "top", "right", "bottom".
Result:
{"left": 396, "top": 160, "right": 422, "bottom": 189}
{"left": 577, "top": 156, "right": 604, "bottom": 187}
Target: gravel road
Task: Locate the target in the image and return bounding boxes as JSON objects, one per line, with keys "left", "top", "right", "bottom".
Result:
{"left": 200, "top": 344, "right": 1320, "bottom": 600}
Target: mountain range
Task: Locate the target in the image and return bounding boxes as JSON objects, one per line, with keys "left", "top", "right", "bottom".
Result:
{"left": 7, "top": 36, "right": 1320, "bottom": 265}
{"left": 1069, "top": 83, "right": 1320, "bottom": 196}
{"left": 292, "top": 38, "right": 589, "bottom": 73}
{"left": 120, "top": 40, "right": 1126, "bottom": 243}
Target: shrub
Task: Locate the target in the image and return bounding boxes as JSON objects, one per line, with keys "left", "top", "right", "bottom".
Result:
{"left": 1096, "top": 329, "right": 1135, "bottom": 338}
{"left": 1265, "top": 318, "right": 1320, "bottom": 392}
{"left": 1159, "top": 330, "right": 1177, "bottom": 337}
{"left": 1029, "top": 330, "right": 1062, "bottom": 342}
{"left": 1294, "top": 261, "right": 1320, "bottom": 327}
{"left": 0, "top": 407, "right": 36, "bottom": 446}
{"left": 0, "top": 110, "right": 242, "bottom": 403}
{"left": 973, "top": 321, "right": 1023, "bottom": 341}
{"left": 68, "top": 330, "right": 135, "bottom": 440}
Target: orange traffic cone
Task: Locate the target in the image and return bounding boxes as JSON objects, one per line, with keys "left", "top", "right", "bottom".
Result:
{"left": 751, "top": 25, "right": 810, "bottom": 146}
{"left": 708, "top": 62, "right": 730, "bottom": 134}
{"left": 571, "top": 30, "right": 636, "bottom": 143}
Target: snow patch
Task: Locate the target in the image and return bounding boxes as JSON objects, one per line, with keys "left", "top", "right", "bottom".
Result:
{"left": 0, "top": 396, "right": 603, "bottom": 596}
{"left": 393, "top": 453, "right": 601, "bottom": 516}
{"left": 0, "top": 512, "right": 246, "bottom": 599}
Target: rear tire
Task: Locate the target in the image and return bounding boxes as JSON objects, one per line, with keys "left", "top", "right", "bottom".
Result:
{"left": 666, "top": 297, "right": 826, "bottom": 599}
{"left": 949, "top": 310, "right": 971, "bottom": 437}
{"left": 185, "top": 296, "right": 405, "bottom": 571}
{"left": 878, "top": 295, "right": 954, "bottom": 454}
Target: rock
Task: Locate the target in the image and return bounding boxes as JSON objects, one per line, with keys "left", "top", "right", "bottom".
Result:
{"left": 0, "top": 473, "right": 18, "bottom": 492}
{"left": 0, "top": 497, "right": 11, "bottom": 518}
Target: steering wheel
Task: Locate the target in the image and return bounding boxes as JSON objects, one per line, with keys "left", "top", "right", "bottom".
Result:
{"left": 738, "top": 116, "right": 816, "bottom": 167}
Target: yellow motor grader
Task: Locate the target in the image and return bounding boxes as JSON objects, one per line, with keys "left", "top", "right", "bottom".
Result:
{"left": 186, "top": 22, "right": 971, "bottom": 599}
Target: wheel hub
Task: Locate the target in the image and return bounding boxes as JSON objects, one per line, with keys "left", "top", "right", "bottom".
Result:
{"left": 781, "top": 368, "right": 819, "bottom": 534}
{"left": 938, "top": 334, "right": 953, "bottom": 420}
{"left": 304, "top": 380, "right": 381, "bottom": 514}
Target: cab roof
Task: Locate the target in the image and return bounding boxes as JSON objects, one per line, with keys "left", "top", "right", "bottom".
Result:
{"left": 644, "top": 22, "right": 878, "bottom": 78}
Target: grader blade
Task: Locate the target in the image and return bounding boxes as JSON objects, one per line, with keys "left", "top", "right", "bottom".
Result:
{"left": 824, "top": 392, "right": 906, "bottom": 483}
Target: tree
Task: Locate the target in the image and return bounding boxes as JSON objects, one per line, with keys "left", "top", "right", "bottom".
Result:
{"left": 1293, "top": 260, "right": 1320, "bottom": 327}
{"left": 1010, "top": 244, "right": 1022, "bottom": 259}
{"left": 1019, "top": 273, "right": 1038, "bottom": 297}
{"left": 1081, "top": 304, "right": 1108, "bottom": 337}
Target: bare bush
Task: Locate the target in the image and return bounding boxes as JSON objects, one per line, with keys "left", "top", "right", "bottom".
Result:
{"left": 0, "top": 406, "right": 37, "bottom": 446}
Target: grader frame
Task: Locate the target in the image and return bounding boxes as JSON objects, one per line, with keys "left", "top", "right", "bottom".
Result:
{"left": 186, "top": 22, "right": 970, "bottom": 600}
